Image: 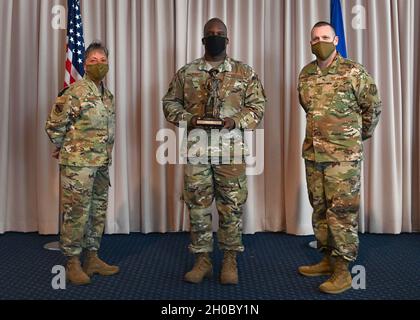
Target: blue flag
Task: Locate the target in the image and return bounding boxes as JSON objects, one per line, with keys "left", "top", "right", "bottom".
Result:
{"left": 330, "top": 0, "right": 347, "bottom": 58}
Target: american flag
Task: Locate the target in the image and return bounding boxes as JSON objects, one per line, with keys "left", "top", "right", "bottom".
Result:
{"left": 64, "top": 0, "right": 85, "bottom": 88}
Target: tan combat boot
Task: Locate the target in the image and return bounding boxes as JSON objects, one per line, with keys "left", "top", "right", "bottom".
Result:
{"left": 298, "top": 254, "right": 333, "bottom": 277}
{"left": 220, "top": 251, "right": 238, "bottom": 285}
{"left": 66, "top": 256, "right": 91, "bottom": 285}
{"left": 319, "top": 257, "right": 352, "bottom": 294}
{"left": 184, "top": 253, "right": 213, "bottom": 283}
{"left": 83, "top": 251, "right": 120, "bottom": 276}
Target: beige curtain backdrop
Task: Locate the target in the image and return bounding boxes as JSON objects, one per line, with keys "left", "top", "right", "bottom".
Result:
{"left": 0, "top": 0, "right": 419, "bottom": 235}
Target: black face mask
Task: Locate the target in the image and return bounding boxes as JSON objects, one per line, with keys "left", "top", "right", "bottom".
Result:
{"left": 204, "top": 35, "right": 227, "bottom": 56}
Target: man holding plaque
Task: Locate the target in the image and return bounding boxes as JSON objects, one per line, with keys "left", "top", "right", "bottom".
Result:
{"left": 162, "top": 18, "right": 266, "bottom": 285}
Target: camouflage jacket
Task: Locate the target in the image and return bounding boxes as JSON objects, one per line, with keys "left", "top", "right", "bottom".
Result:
{"left": 162, "top": 57, "right": 266, "bottom": 160}
{"left": 45, "top": 76, "right": 115, "bottom": 167}
{"left": 298, "top": 54, "right": 382, "bottom": 162}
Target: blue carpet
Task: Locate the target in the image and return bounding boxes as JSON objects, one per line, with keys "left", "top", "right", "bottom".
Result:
{"left": 0, "top": 232, "right": 419, "bottom": 300}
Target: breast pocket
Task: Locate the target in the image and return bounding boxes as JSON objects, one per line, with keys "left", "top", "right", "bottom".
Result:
{"left": 77, "top": 98, "right": 104, "bottom": 129}
{"left": 334, "top": 81, "right": 360, "bottom": 114}
{"left": 220, "top": 75, "right": 246, "bottom": 116}
{"left": 183, "top": 74, "right": 208, "bottom": 113}
{"left": 223, "top": 75, "right": 246, "bottom": 96}
{"left": 79, "top": 101, "right": 95, "bottom": 116}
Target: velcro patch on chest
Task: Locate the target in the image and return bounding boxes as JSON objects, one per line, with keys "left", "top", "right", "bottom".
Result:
{"left": 188, "top": 72, "right": 204, "bottom": 77}
{"left": 226, "top": 72, "right": 244, "bottom": 79}
{"left": 85, "top": 96, "right": 100, "bottom": 103}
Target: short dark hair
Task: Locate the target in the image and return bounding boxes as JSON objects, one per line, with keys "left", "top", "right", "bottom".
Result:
{"left": 84, "top": 41, "right": 109, "bottom": 61}
{"left": 203, "top": 18, "right": 227, "bottom": 36}
{"left": 311, "top": 21, "right": 336, "bottom": 36}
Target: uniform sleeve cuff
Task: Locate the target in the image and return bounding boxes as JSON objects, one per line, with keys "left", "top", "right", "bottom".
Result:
{"left": 231, "top": 115, "right": 241, "bottom": 130}
{"left": 181, "top": 113, "right": 194, "bottom": 127}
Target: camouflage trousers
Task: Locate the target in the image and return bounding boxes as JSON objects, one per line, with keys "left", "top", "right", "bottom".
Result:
{"left": 184, "top": 163, "right": 248, "bottom": 253}
{"left": 305, "top": 160, "right": 361, "bottom": 262}
{"left": 59, "top": 165, "right": 110, "bottom": 257}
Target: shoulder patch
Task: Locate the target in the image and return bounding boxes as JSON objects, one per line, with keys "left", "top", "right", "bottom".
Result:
{"left": 53, "top": 95, "right": 70, "bottom": 115}
{"left": 54, "top": 104, "right": 64, "bottom": 115}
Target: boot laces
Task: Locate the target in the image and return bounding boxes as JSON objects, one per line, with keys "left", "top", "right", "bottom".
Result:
{"left": 330, "top": 270, "right": 340, "bottom": 282}
{"left": 330, "top": 259, "right": 348, "bottom": 282}
{"left": 196, "top": 255, "right": 210, "bottom": 270}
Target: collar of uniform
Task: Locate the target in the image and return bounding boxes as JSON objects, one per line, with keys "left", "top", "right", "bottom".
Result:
{"left": 197, "top": 56, "right": 233, "bottom": 73}
{"left": 83, "top": 75, "right": 104, "bottom": 96}
{"left": 306, "top": 62, "right": 318, "bottom": 75}
{"left": 325, "top": 53, "right": 342, "bottom": 74}
{"left": 308, "top": 52, "right": 342, "bottom": 76}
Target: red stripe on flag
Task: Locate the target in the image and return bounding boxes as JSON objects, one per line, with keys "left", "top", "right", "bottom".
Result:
{"left": 65, "top": 58, "right": 72, "bottom": 74}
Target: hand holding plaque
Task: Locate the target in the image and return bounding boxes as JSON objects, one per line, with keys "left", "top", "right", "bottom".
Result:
{"left": 196, "top": 68, "right": 224, "bottom": 128}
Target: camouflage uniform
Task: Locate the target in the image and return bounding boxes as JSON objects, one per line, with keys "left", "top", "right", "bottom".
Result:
{"left": 298, "top": 54, "right": 381, "bottom": 261}
{"left": 46, "top": 76, "right": 115, "bottom": 257}
{"left": 163, "top": 57, "right": 266, "bottom": 253}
